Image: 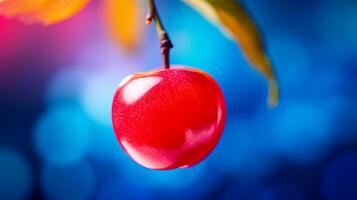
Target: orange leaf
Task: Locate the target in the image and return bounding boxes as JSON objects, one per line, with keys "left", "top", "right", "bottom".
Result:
{"left": 0, "top": 0, "right": 90, "bottom": 25}
{"left": 103, "top": 0, "right": 144, "bottom": 52}
{"left": 183, "top": 0, "right": 279, "bottom": 107}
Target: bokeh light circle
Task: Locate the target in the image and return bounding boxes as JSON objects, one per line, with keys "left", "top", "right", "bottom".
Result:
{"left": 208, "top": 117, "right": 277, "bottom": 180}
{"left": 41, "top": 160, "right": 96, "bottom": 200}
{"left": 46, "top": 66, "right": 89, "bottom": 106}
{"left": 34, "top": 104, "right": 91, "bottom": 165}
{"left": 0, "top": 149, "right": 32, "bottom": 200}
{"left": 272, "top": 100, "right": 333, "bottom": 165}
{"left": 80, "top": 70, "right": 127, "bottom": 125}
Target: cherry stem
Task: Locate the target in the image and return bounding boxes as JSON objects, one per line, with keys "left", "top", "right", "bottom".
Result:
{"left": 146, "top": 0, "right": 173, "bottom": 69}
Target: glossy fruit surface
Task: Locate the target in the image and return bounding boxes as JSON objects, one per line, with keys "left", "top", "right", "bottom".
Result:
{"left": 112, "top": 66, "right": 226, "bottom": 170}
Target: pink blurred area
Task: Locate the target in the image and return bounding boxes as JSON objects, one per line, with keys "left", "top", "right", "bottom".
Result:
{"left": 0, "top": 17, "right": 25, "bottom": 72}
{"left": 0, "top": 1, "right": 98, "bottom": 71}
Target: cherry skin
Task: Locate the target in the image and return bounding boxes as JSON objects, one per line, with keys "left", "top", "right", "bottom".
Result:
{"left": 112, "top": 66, "right": 226, "bottom": 170}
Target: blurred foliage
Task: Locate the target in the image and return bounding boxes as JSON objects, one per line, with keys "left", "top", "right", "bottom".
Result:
{"left": 103, "top": 0, "right": 144, "bottom": 52}
{"left": 0, "top": 0, "right": 89, "bottom": 25}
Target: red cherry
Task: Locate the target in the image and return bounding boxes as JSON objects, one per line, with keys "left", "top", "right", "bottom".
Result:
{"left": 112, "top": 66, "right": 226, "bottom": 170}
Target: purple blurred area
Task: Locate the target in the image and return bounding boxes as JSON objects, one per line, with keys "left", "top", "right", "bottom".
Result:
{"left": 1, "top": 0, "right": 357, "bottom": 200}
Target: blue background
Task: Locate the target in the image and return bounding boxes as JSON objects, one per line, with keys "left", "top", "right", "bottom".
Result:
{"left": 0, "top": 0, "right": 357, "bottom": 199}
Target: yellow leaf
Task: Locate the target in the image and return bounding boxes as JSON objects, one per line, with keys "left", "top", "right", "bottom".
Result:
{"left": 103, "top": 0, "right": 144, "bottom": 52}
{"left": 0, "top": 0, "right": 90, "bottom": 25}
{"left": 183, "top": 0, "right": 279, "bottom": 107}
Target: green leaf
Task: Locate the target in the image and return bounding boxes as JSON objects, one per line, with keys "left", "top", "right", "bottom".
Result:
{"left": 183, "top": 0, "right": 279, "bottom": 107}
